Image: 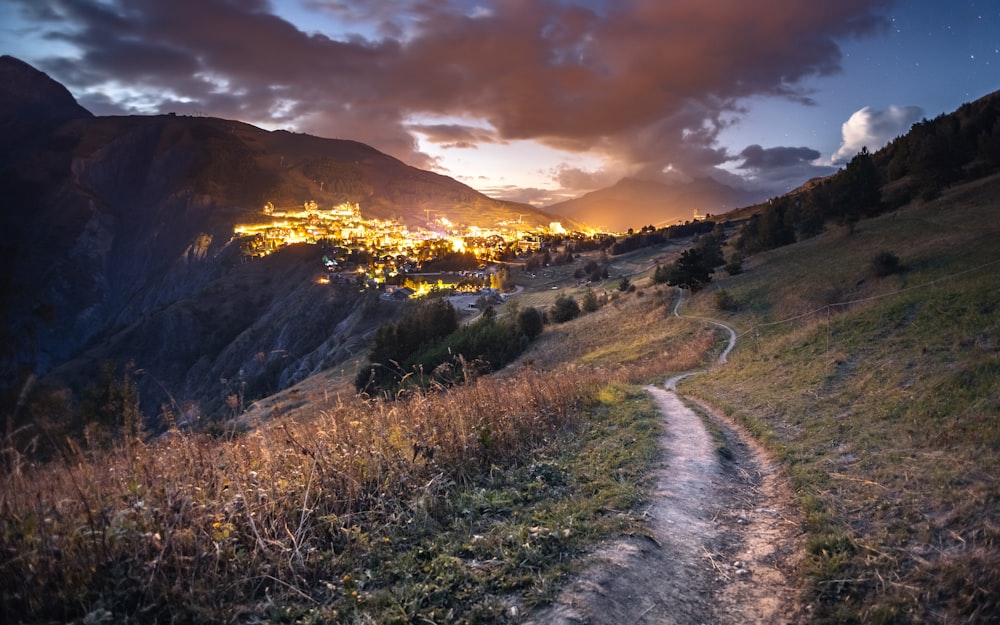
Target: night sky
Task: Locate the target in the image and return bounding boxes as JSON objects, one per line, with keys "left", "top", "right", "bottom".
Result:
{"left": 2, "top": 0, "right": 997, "bottom": 206}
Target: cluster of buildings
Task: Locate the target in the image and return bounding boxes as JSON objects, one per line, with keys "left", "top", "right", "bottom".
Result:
{"left": 232, "top": 201, "right": 572, "bottom": 294}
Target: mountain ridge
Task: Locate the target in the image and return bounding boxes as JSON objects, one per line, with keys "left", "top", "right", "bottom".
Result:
{"left": 547, "top": 175, "right": 764, "bottom": 232}
{"left": 0, "top": 56, "right": 564, "bottom": 421}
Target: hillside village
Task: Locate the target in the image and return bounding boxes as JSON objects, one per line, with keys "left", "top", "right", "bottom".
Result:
{"left": 233, "top": 199, "right": 592, "bottom": 295}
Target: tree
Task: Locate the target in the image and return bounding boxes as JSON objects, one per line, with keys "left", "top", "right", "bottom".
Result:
{"left": 736, "top": 200, "right": 795, "bottom": 253}
{"left": 837, "top": 146, "right": 882, "bottom": 226}
{"left": 581, "top": 288, "right": 600, "bottom": 312}
{"left": 548, "top": 295, "right": 580, "bottom": 323}
{"left": 652, "top": 263, "right": 670, "bottom": 284}
{"left": 665, "top": 248, "right": 713, "bottom": 291}
{"left": 692, "top": 225, "right": 727, "bottom": 268}
{"left": 357, "top": 299, "right": 459, "bottom": 393}
{"left": 81, "top": 360, "right": 144, "bottom": 441}
{"left": 516, "top": 306, "right": 545, "bottom": 339}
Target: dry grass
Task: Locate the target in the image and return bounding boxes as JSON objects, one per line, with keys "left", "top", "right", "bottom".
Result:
{"left": 513, "top": 285, "right": 721, "bottom": 383}
{"left": 1, "top": 285, "right": 708, "bottom": 625}
{"left": 1, "top": 367, "right": 598, "bottom": 623}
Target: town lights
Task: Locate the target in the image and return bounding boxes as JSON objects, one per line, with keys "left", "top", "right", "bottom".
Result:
{"left": 234, "top": 199, "right": 568, "bottom": 297}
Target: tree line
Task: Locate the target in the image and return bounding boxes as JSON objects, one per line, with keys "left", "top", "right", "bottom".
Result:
{"left": 355, "top": 299, "right": 545, "bottom": 396}
{"left": 736, "top": 92, "right": 1000, "bottom": 256}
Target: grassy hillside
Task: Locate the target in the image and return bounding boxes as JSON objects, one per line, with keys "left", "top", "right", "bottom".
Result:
{"left": 679, "top": 173, "right": 1000, "bottom": 623}
{"left": 4, "top": 172, "right": 996, "bottom": 623}
{"left": 1, "top": 277, "right": 714, "bottom": 624}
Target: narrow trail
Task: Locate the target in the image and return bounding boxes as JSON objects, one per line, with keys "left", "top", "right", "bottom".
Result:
{"left": 524, "top": 290, "right": 804, "bottom": 624}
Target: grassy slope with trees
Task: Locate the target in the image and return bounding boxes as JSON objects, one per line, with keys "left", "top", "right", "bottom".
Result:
{"left": 3, "top": 90, "right": 999, "bottom": 624}
{"left": 1, "top": 267, "right": 716, "bottom": 624}
{"left": 670, "top": 90, "right": 1000, "bottom": 624}
{"left": 680, "top": 174, "right": 1000, "bottom": 624}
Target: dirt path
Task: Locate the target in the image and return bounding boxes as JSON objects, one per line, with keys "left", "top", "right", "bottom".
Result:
{"left": 523, "top": 294, "right": 806, "bottom": 624}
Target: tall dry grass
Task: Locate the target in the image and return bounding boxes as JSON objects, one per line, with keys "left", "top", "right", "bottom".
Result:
{"left": 0, "top": 366, "right": 599, "bottom": 623}
{"left": 1, "top": 261, "right": 729, "bottom": 623}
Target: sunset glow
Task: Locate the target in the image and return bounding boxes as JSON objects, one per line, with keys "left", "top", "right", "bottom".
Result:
{"left": 1, "top": 0, "right": 995, "bottom": 207}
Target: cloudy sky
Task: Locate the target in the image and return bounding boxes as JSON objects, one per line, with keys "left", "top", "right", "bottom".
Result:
{"left": 2, "top": 0, "right": 997, "bottom": 206}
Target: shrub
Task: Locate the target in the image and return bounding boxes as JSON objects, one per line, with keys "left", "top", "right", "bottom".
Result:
{"left": 548, "top": 295, "right": 580, "bottom": 323}
{"left": 581, "top": 289, "right": 600, "bottom": 312}
{"left": 713, "top": 289, "right": 739, "bottom": 312}
{"left": 516, "top": 306, "right": 545, "bottom": 340}
{"left": 723, "top": 254, "right": 744, "bottom": 276}
{"left": 356, "top": 299, "right": 459, "bottom": 393}
{"left": 871, "top": 250, "right": 901, "bottom": 277}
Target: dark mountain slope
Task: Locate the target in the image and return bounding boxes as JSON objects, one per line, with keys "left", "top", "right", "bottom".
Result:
{"left": 0, "top": 56, "right": 559, "bottom": 424}
{"left": 0, "top": 54, "right": 92, "bottom": 163}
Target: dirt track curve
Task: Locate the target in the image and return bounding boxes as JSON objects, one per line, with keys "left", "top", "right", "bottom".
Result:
{"left": 524, "top": 292, "right": 806, "bottom": 625}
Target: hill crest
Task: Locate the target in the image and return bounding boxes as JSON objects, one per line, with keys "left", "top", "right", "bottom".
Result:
{"left": 548, "top": 175, "right": 764, "bottom": 232}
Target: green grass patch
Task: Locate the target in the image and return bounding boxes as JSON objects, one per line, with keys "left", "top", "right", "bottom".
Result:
{"left": 680, "top": 174, "right": 1000, "bottom": 623}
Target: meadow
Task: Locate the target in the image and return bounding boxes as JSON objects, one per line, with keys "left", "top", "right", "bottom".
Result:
{"left": 680, "top": 173, "right": 1000, "bottom": 623}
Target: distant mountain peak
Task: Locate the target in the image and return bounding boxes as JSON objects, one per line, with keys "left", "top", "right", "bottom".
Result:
{"left": 548, "top": 175, "right": 764, "bottom": 232}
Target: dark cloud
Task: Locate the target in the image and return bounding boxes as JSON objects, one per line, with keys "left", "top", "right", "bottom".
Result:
{"left": 406, "top": 123, "right": 500, "bottom": 148}
{"left": 738, "top": 145, "right": 822, "bottom": 170}
{"left": 8, "top": 0, "right": 893, "bottom": 192}
{"left": 736, "top": 144, "right": 836, "bottom": 193}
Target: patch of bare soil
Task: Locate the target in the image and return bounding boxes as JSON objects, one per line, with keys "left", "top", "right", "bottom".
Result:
{"left": 523, "top": 385, "right": 806, "bottom": 625}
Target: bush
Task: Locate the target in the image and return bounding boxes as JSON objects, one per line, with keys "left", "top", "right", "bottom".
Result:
{"left": 723, "top": 254, "right": 744, "bottom": 276}
{"left": 871, "top": 250, "right": 901, "bottom": 277}
{"left": 356, "top": 299, "right": 460, "bottom": 393}
{"left": 713, "top": 290, "right": 739, "bottom": 312}
{"left": 548, "top": 295, "right": 580, "bottom": 323}
{"left": 516, "top": 306, "right": 545, "bottom": 339}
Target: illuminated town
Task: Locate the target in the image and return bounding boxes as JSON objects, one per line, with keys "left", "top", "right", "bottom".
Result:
{"left": 233, "top": 201, "right": 583, "bottom": 297}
